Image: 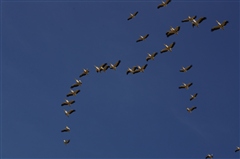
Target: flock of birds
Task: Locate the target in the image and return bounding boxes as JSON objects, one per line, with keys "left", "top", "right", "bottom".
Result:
{"left": 58, "top": 0, "right": 238, "bottom": 157}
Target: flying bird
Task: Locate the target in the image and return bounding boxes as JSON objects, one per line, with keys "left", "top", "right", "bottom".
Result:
{"left": 79, "top": 69, "right": 89, "bottom": 78}
{"left": 126, "top": 66, "right": 138, "bottom": 75}
{"left": 179, "top": 82, "right": 193, "bottom": 90}
{"left": 64, "top": 109, "right": 76, "bottom": 117}
{"left": 157, "top": 0, "right": 171, "bottom": 9}
{"left": 94, "top": 63, "right": 108, "bottom": 73}
{"left": 179, "top": 65, "right": 192, "bottom": 72}
{"left": 127, "top": 11, "right": 138, "bottom": 20}
{"left": 186, "top": 106, "right": 197, "bottom": 113}
{"left": 205, "top": 154, "right": 213, "bottom": 159}
{"left": 211, "top": 20, "right": 229, "bottom": 32}
{"left": 61, "top": 99, "right": 75, "bottom": 106}
{"left": 66, "top": 89, "right": 80, "bottom": 97}
{"left": 160, "top": 42, "right": 175, "bottom": 53}
{"left": 134, "top": 64, "right": 148, "bottom": 74}
{"left": 146, "top": 52, "right": 158, "bottom": 61}
{"left": 190, "top": 93, "right": 198, "bottom": 101}
{"left": 192, "top": 17, "right": 207, "bottom": 27}
{"left": 235, "top": 146, "right": 240, "bottom": 152}
{"left": 63, "top": 139, "right": 70, "bottom": 145}
{"left": 182, "top": 15, "right": 197, "bottom": 22}
{"left": 70, "top": 79, "right": 82, "bottom": 88}
{"left": 61, "top": 126, "right": 70, "bottom": 132}
{"left": 136, "top": 34, "right": 149, "bottom": 42}
{"left": 166, "top": 26, "right": 180, "bottom": 37}
{"left": 110, "top": 60, "right": 121, "bottom": 70}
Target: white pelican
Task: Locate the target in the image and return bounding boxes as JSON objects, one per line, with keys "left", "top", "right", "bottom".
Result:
{"left": 127, "top": 11, "right": 138, "bottom": 20}
{"left": 79, "top": 69, "right": 89, "bottom": 78}
{"left": 192, "top": 17, "right": 207, "bottom": 27}
{"left": 235, "top": 146, "right": 240, "bottom": 152}
{"left": 61, "top": 99, "right": 75, "bottom": 106}
{"left": 70, "top": 79, "right": 82, "bottom": 88}
{"left": 94, "top": 63, "right": 107, "bottom": 73}
{"left": 166, "top": 26, "right": 180, "bottom": 37}
{"left": 187, "top": 106, "right": 197, "bottom": 113}
{"left": 211, "top": 20, "right": 229, "bottom": 32}
{"left": 134, "top": 64, "right": 148, "bottom": 74}
{"left": 63, "top": 139, "right": 70, "bottom": 145}
{"left": 190, "top": 93, "right": 198, "bottom": 101}
{"left": 136, "top": 34, "right": 149, "bottom": 42}
{"left": 157, "top": 0, "right": 171, "bottom": 9}
{"left": 205, "top": 154, "right": 213, "bottom": 159}
{"left": 182, "top": 15, "right": 197, "bottom": 22}
{"left": 110, "top": 60, "right": 121, "bottom": 70}
{"left": 146, "top": 52, "right": 158, "bottom": 61}
{"left": 66, "top": 89, "right": 80, "bottom": 97}
{"left": 64, "top": 109, "right": 76, "bottom": 117}
{"left": 160, "top": 42, "right": 175, "bottom": 53}
{"left": 179, "top": 82, "right": 193, "bottom": 89}
{"left": 179, "top": 65, "right": 192, "bottom": 72}
{"left": 61, "top": 126, "right": 70, "bottom": 132}
{"left": 126, "top": 66, "right": 138, "bottom": 75}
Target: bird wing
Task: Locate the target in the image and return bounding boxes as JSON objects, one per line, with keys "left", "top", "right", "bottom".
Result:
{"left": 142, "top": 64, "right": 148, "bottom": 70}
{"left": 187, "top": 83, "right": 193, "bottom": 87}
{"left": 115, "top": 60, "right": 121, "bottom": 67}
{"left": 186, "top": 65, "right": 192, "bottom": 70}
{"left": 134, "top": 11, "right": 138, "bottom": 16}
{"left": 61, "top": 102, "right": 67, "bottom": 106}
{"left": 157, "top": 4, "right": 164, "bottom": 9}
{"left": 211, "top": 25, "right": 220, "bottom": 32}
{"left": 166, "top": 31, "right": 174, "bottom": 37}
{"left": 66, "top": 92, "right": 73, "bottom": 97}
{"left": 126, "top": 70, "right": 131, "bottom": 75}
{"left": 101, "top": 63, "right": 107, "bottom": 68}
{"left": 70, "top": 84, "right": 78, "bottom": 88}
{"left": 133, "top": 69, "right": 140, "bottom": 74}
{"left": 175, "top": 26, "right": 180, "bottom": 31}
{"left": 69, "top": 109, "right": 76, "bottom": 114}
{"left": 153, "top": 52, "right": 158, "bottom": 57}
{"left": 161, "top": 48, "right": 168, "bottom": 53}
{"left": 169, "top": 42, "right": 175, "bottom": 48}
{"left": 166, "top": 0, "right": 171, "bottom": 4}
{"left": 179, "top": 85, "right": 185, "bottom": 89}
{"left": 197, "top": 17, "right": 207, "bottom": 24}
{"left": 179, "top": 69, "right": 185, "bottom": 72}
{"left": 222, "top": 20, "right": 229, "bottom": 26}
{"left": 79, "top": 72, "right": 86, "bottom": 77}
{"left": 191, "top": 106, "right": 197, "bottom": 111}
{"left": 144, "top": 34, "right": 149, "bottom": 39}
{"left": 136, "top": 38, "right": 142, "bottom": 42}
{"left": 181, "top": 18, "right": 190, "bottom": 22}
{"left": 146, "top": 57, "right": 150, "bottom": 61}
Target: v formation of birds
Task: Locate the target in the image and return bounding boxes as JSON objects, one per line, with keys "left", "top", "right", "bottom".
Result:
{"left": 59, "top": 0, "right": 236, "bottom": 157}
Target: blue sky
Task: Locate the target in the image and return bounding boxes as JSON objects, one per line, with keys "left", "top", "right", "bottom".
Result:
{"left": 1, "top": 0, "right": 239, "bottom": 158}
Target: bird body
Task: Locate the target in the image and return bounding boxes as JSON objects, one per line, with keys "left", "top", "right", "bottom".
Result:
{"left": 61, "top": 99, "right": 75, "bottom": 106}
{"left": 180, "top": 65, "right": 192, "bottom": 72}
{"left": 64, "top": 109, "right": 76, "bottom": 117}
{"left": 166, "top": 26, "right": 180, "bottom": 37}
{"left": 205, "top": 154, "right": 213, "bottom": 159}
{"left": 79, "top": 69, "right": 89, "bottom": 78}
{"left": 127, "top": 11, "right": 138, "bottom": 20}
{"left": 157, "top": 0, "right": 171, "bottom": 9}
{"left": 66, "top": 89, "right": 80, "bottom": 97}
{"left": 192, "top": 17, "right": 207, "bottom": 27}
{"left": 63, "top": 139, "right": 70, "bottom": 144}
{"left": 146, "top": 52, "right": 158, "bottom": 61}
{"left": 179, "top": 82, "right": 193, "bottom": 89}
{"left": 136, "top": 34, "right": 149, "bottom": 42}
{"left": 235, "top": 146, "right": 240, "bottom": 152}
{"left": 190, "top": 93, "right": 198, "bottom": 101}
{"left": 110, "top": 60, "right": 121, "bottom": 70}
{"left": 187, "top": 106, "right": 197, "bottom": 113}
{"left": 211, "top": 20, "right": 229, "bottom": 32}
{"left": 70, "top": 79, "right": 82, "bottom": 88}
{"left": 61, "top": 126, "right": 70, "bottom": 132}
{"left": 161, "top": 42, "right": 175, "bottom": 53}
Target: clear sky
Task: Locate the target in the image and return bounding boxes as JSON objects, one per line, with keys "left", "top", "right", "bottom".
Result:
{"left": 1, "top": 0, "right": 239, "bottom": 158}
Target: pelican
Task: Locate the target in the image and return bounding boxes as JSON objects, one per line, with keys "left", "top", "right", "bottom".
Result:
{"left": 179, "top": 82, "right": 193, "bottom": 89}
{"left": 182, "top": 15, "right": 197, "bottom": 22}
{"left": 166, "top": 26, "right": 180, "bottom": 37}
{"left": 136, "top": 34, "right": 149, "bottom": 42}
{"left": 160, "top": 42, "right": 175, "bottom": 53}
{"left": 94, "top": 63, "right": 107, "bottom": 73}
{"left": 192, "top": 17, "right": 207, "bottom": 27}
{"left": 126, "top": 66, "right": 138, "bottom": 75}
{"left": 235, "top": 146, "right": 240, "bottom": 152}
{"left": 110, "top": 60, "right": 121, "bottom": 70}
{"left": 127, "top": 11, "right": 138, "bottom": 20}
{"left": 211, "top": 20, "right": 229, "bottom": 32}
{"left": 61, "top": 126, "right": 70, "bottom": 132}
{"left": 79, "top": 69, "right": 89, "bottom": 78}
{"left": 66, "top": 89, "right": 80, "bottom": 97}
{"left": 134, "top": 64, "right": 148, "bottom": 73}
{"left": 64, "top": 109, "right": 76, "bottom": 117}
{"left": 61, "top": 99, "right": 75, "bottom": 106}
{"left": 146, "top": 52, "right": 158, "bottom": 61}
{"left": 190, "top": 93, "right": 198, "bottom": 101}
{"left": 157, "top": 0, "right": 171, "bottom": 9}
{"left": 70, "top": 79, "right": 82, "bottom": 88}
{"left": 205, "top": 154, "right": 213, "bottom": 159}
{"left": 180, "top": 65, "right": 192, "bottom": 72}
{"left": 63, "top": 139, "right": 70, "bottom": 145}
{"left": 187, "top": 106, "right": 197, "bottom": 113}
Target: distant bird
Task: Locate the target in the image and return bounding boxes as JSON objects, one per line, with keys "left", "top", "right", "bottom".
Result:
{"left": 205, "top": 154, "right": 213, "bottom": 159}
{"left": 211, "top": 20, "right": 229, "bottom": 32}
{"left": 192, "top": 17, "right": 207, "bottom": 27}
{"left": 134, "top": 64, "right": 148, "bottom": 73}
{"left": 235, "top": 146, "right": 240, "bottom": 152}
{"left": 179, "top": 82, "right": 193, "bottom": 89}
{"left": 66, "top": 89, "right": 80, "bottom": 97}
{"left": 146, "top": 52, "right": 158, "bottom": 61}
{"left": 190, "top": 93, "right": 198, "bottom": 101}
{"left": 187, "top": 106, "right": 197, "bottom": 113}
{"left": 94, "top": 63, "right": 107, "bottom": 73}
{"left": 63, "top": 139, "right": 70, "bottom": 145}
{"left": 136, "top": 34, "right": 149, "bottom": 42}
{"left": 182, "top": 15, "right": 197, "bottom": 22}
{"left": 179, "top": 65, "right": 192, "bottom": 72}
{"left": 61, "top": 126, "right": 70, "bottom": 132}
{"left": 127, "top": 11, "right": 138, "bottom": 20}
{"left": 64, "top": 109, "right": 76, "bottom": 117}
{"left": 102, "top": 64, "right": 110, "bottom": 72}
{"left": 61, "top": 99, "right": 75, "bottom": 106}
{"left": 157, "top": 0, "right": 171, "bottom": 9}
{"left": 126, "top": 66, "right": 138, "bottom": 75}
{"left": 166, "top": 26, "right": 180, "bottom": 37}
{"left": 70, "top": 79, "right": 82, "bottom": 88}
{"left": 160, "top": 42, "right": 175, "bottom": 53}
{"left": 110, "top": 60, "right": 121, "bottom": 70}
{"left": 79, "top": 69, "right": 89, "bottom": 78}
